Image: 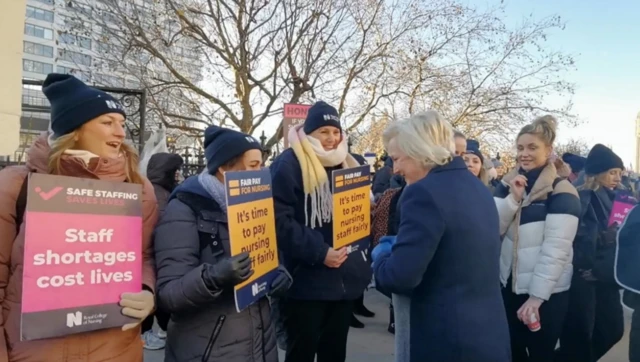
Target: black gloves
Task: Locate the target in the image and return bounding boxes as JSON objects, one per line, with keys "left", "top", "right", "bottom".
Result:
{"left": 268, "top": 267, "right": 292, "bottom": 298}
{"left": 203, "top": 252, "right": 254, "bottom": 290}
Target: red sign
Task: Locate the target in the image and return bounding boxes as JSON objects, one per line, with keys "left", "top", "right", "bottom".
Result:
{"left": 283, "top": 103, "right": 310, "bottom": 149}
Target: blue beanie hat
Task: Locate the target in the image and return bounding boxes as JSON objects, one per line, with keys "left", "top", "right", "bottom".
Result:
{"left": 303, "top": 101, "right": 341, "bottom": 134}
{"left": 42, "top": 73, "right": 127, "bottom": 137}
{"left": 561, "top": 152, "right": 587, "bottom": 173}
{"left": 203, "top": 125, "right": 262, "bottom": 175}
{"left": 465, "top": 139, "right": 484, "bottom": 163}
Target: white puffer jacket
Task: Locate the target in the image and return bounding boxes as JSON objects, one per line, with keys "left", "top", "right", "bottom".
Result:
{"left": 494, "top": 163, "right": 581, "bottom": 301}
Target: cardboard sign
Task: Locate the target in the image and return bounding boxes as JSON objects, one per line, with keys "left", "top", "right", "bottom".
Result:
{"left": 225, "top": 169, "right": 279, "bottom": 312}
{"left": 332, "top": 165, "right": 371, "bottom": 251}
{"left": 283, "top": 103, "right": 311, "bottom": 149}
{"left": 21, "top": 173, "right": 142, "bottom": 341}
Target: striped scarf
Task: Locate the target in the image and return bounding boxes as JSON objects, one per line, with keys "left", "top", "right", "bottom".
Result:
{"left": 287, "top": 124, "right": 359, "bottom": 229}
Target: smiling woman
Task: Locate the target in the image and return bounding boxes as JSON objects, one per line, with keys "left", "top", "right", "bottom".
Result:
{"left": 0, "top": 73, "right": 160, "bottom": 361}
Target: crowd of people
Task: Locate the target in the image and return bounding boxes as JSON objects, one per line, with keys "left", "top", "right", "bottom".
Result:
{"left": 0, "top": 73, "right": 638, "bottom": 362}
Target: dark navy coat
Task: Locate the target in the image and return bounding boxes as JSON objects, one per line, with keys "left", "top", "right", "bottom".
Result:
{"left": 374, "top": 157, "right": 511, "bottom": 362}
{"left": 270, "top": 149, "right": 371, "bottom": 301}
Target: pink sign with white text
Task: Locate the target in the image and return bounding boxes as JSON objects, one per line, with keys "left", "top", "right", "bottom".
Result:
{"left": 608, "top": 190, "right": 637, "bottom": 227}
{"left": 21, "top": 173, "right": 143, "bottom": 341}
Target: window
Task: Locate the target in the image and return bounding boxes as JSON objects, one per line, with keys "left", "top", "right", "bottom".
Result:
{"left": 23, "top": 41, "right": 54, "bottom": 58}
{"left": 24, "top": 24, "right": 54, "bottom": 40}
{"left": 19, "top": 133, "right": 38, "bottom": 148}
{"left": 58, "top": 49, "right": 92, "bottom": 67}
{"left": 57, "top": 65, "right": 91, "bottom": 82}
{"left": 66, "top": 2, "right": 93, "bottom": 17}
{"left": 59, "top": 33, "right": 92, "bottom": 50}
{"left": 94, "top": 74, "right": 125, "bottom": 87}
{"left": 23, "top": 59, "right": 53, "bottom": 74}
{"left": 34, "top": 0, "right": 55, "bottom": 5}
{"left": 26, "top": 6, "right": 54, "bottom": 22}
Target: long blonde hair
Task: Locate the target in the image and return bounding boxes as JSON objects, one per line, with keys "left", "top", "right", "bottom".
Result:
{"left": 48, "top": 131, "right": 144, "bottom": 185}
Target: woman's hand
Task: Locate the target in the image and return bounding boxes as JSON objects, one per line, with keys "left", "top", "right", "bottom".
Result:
{"left": 120, "top": 290, "right": 155, "bottom": 331}
{"left": 516, "top": 296, "right": 543, "bottom": 324}
{"left": 509, "top": 175, "right": 528, "bottom": 203}
{"left": 324, "top": 247, "right": 348, "bottom": 268}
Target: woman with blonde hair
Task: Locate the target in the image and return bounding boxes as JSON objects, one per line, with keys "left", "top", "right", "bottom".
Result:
{"left": 494, "top": 115, "right": 581, "bottom": 362}
{"left": 0, "top": 74, "right": 157, "bottom": 361}
{"left": 372, "top": 110, "right": 510, "bottom": 362}
{"left": 556, "top": 144, "right": 625, "bottom": 361}
{"left": 270, "top": 101, "right": 371, "bottom": 362}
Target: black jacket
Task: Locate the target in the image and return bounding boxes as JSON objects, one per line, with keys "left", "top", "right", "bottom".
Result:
{"left": 270, "top": 149, "right": 371, "bottom": 300}
{"left": 146, "top": 153, "right": 183, "bottom": 214}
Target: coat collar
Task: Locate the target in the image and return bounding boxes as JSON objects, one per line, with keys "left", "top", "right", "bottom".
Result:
{"left": 429, "top": 156, "right": 467, "bottom": 174}
{"left": 502, "top": 162, "right": 558, "bottom": 206}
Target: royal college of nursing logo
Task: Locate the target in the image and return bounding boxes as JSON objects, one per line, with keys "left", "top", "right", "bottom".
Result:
{"left": 251, "top": 281, "right": 267, "bottom": 297}
{"left": 66, "top": 311, "right": 108, "bottom": 328}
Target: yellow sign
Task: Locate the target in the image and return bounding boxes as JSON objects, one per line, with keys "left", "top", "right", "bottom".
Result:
{"left": 225, "top": 169, "right": 279, "bottom": 312}
{"left": 332, "top": 165, "right": 371, "bottom": 250}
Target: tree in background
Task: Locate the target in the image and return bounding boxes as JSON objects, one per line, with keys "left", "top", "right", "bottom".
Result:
{"left": 554, "top": 138, "right": 591, "bottom": 157}
{"left": 63, "top": 0, "right": 577, "bottom": 157}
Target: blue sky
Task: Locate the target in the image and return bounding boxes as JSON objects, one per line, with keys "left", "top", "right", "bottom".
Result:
{"left": 467, "top": 0, "right": 640, "bottom": 168}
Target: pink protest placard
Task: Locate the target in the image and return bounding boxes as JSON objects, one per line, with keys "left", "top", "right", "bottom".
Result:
{"left": 21, "top": 173, "right": 143, "bottom": 341}
{"left": 608, "top": 190, "right": 637, "bottom": 227}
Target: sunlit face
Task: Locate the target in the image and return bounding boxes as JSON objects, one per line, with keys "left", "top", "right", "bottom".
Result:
{"left": 454, "top": 136, "right": 467, "bottom": 156}
{"left": 223, "top": 149, "right": 263, "bottom": 172}
{"left": 516, "top": 133, "right": 551, "bottom": 171}
{"left": 175, "top": 169, "right": 184, "bottom": 184}
{"left": 598, "top": 168, "right": 622, "bottom": 190}
{"left": 73, "top": 113, "right": 126, "bottom": 159}
{"left": 387, "top": 138, "right": 428, "bottom": 185}
{"left": 309, "top": 126, "right": 342, "bottom": 151}
{"left": 463, "top": 153, "right": 483, "bottom": 177}
{"left": 215, "top": 149, "right": 263, "bottom": 182}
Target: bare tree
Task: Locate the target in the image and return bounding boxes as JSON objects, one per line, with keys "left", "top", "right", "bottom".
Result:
{"left": 62, "top": 0, "right": 577, "bottom": 158}
{"left": 555, "top": 138, "right": 591, "bottom": 157}
{"left": 63, "top": 0, "right": 439, "bottom": 155}
{"left": 381, "top": 4, "right": 577, "bottom": 152}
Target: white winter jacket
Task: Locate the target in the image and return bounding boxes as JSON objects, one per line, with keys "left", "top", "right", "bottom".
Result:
{"left": 494, "top": 163, "right": 581, "bottom": 301}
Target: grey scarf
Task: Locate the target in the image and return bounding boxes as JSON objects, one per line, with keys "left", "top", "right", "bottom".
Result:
{"left": 198, "top": 170, "right": 227, "bottom": 213}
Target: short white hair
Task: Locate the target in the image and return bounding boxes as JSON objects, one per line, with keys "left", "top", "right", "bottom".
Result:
{"left": 382, "top": 110, "right": 455, "bottom": 168}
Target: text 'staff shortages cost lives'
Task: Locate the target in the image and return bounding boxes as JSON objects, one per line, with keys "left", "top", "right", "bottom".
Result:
{"left": 225, "top": 169, "right": 279, "bottom": 312}
{"left": 332, "top": 165, "right": 371, "bottom": 251}
{"left": 21, "top": 173, "right": 143, "bottom": 341}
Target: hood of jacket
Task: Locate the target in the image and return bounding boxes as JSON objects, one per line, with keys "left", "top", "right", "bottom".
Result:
{"left": 26, "top": 132, "right": 127, "bottom": 181}
{"left": 147, "top": 153, "right": 184, "bottom": 191}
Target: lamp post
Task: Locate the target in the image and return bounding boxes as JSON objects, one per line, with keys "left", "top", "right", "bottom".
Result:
{"left": 347, "top": 134, "right": 353, "bottom": 153}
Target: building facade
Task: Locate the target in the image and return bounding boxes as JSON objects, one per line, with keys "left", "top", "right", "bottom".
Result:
{"left": 15, "top": 0, "right": 203, "bottom": 160}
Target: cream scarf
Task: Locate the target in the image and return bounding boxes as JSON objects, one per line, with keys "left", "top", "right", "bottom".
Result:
{"left": 288, "top": 124, "right": 359, "bottom": 228}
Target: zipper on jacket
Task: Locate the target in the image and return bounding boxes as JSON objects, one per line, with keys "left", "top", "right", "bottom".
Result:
{"left": 202, "top": 315, "right": 226, "bottom": 362}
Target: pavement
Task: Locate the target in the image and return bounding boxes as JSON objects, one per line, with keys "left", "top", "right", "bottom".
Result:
{"left": 144, "top": 289, "right": 632, "bottom": 362}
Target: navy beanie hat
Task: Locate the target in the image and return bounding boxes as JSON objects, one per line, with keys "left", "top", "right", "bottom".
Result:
{"left": 465, "top": 139, "right": 484, "bottom": 163}
{"left": 303, "top": 101, "right": 341, "bottom": 134}
{"left": 42, "top": 73, "right": 127, "bottom": 137}
{"left": 203, "top": 125, "right": 262, "bottom": 175}
{"left": 561, "top": 152, "right": 587, "bottom": 173}
{"left": 584, "top": 144, "right": 624, "bottom": 176}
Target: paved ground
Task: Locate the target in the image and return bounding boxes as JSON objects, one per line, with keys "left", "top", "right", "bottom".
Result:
{"left": 144, "top": 289, "right": 633, "bottom": 362}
